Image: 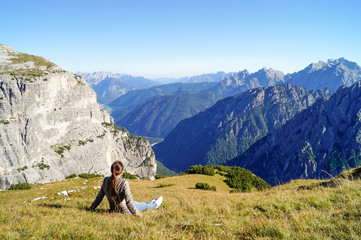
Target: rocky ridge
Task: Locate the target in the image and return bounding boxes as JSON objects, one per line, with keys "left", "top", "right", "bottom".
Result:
{"left": 211, "top": 68, "right": 286, "bottom": 97}
{"left": 286, "top": 58, "right": 361, "bottom": 91}
{"left": 0, "top": 44, "right": 156, "bottom": 190}
{"left": 232, "top": 81, "right": 361, "bottom": 186}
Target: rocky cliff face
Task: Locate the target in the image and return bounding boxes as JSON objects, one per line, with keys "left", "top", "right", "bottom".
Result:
{"left": 0, "top": 44, "right": 156, "bottom": 190}
{"left": 153, "top": 84, "right": 332, "bottom": 172}
{"left": 233, "top": 81, "right": 361, "bottom": 186}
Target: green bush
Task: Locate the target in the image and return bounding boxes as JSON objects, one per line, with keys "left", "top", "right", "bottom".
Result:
{"left": 195, "top": 182, "right": 216, "bottom": 191}
{"left": 78, "top": 173, "right": 103, "bottom": 179}
{"left": 10, "top": 182, "right": 31, "bottom": 190}
{"left": 185, "top": 165, "right": 271, "bottom": 192}
{"left": 17, "top": 166, "right": 28, "bottom": 172}
{"left": 222, "top": 166, "right": 269, "bottom": 192}
{"left": 155, "top": 174, "right": 169, "bottom": 179}
{"left": 0, "top": 120, "right": 10, "bottom": 125}
{"left": 122, "top": 172, "right": 137, "bottom": 179}
{"left": 156, "top": 183, "right": 175, "bottom": 188}
{"left": 65, "top": 174, "right": 77, "bottom": 179}
{"left": 186, "top": 165, "right": 215, "bottom": 176}
{"left": 37, "top": 162, "right": 50, "bottom": 170}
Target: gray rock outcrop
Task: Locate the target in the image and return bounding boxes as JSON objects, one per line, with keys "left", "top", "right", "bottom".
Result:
{"left": 0, "top": 44, "right": 156, "bottom": 190}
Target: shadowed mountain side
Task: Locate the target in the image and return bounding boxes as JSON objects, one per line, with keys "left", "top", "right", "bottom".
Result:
{"left": 118, "top": 92, "right": 222, "bottom": 138}
{"left": 108, "top": 82, "right": 218, "bottom": 122}
{"left": 230, "top": 81, "right": 361, "bottom": 186}
{"left": 153, "top": 84, "right": 332, "bottom": 172}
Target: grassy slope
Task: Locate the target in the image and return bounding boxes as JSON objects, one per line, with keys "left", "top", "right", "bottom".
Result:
{"left": 0, "top": 174, "right": 360, "bottom": 239}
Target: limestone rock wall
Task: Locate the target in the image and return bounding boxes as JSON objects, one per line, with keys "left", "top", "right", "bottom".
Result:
{"left": 0, "top": 45, "right": 156, "bottom": 190}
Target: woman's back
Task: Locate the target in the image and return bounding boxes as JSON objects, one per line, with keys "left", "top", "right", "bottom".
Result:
{"left": 90, "top": 175, "right": 142, "bottom": 216}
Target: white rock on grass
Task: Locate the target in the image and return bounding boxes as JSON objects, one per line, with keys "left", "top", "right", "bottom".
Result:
{"left": 31, "top": 196, "right": 47, "bottom": 202}
{"left": 57, "top": 190, "right": 69, "bottom": 196}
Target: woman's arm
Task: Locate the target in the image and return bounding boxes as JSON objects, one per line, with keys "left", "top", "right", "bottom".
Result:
{"left": 121, "top": 180, "right": 142, "bottom": 217}
{"left": 88, "top": 179, "right": 106, "bottom": 210}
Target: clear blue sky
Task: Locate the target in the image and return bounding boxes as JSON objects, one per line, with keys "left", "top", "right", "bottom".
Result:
{"left": 2, "top": 0, "right": 361, "bottom": 78}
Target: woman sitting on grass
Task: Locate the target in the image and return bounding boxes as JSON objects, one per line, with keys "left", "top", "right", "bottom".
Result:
{"left": 88, "top": 161, "right": 162, "bottom": 217}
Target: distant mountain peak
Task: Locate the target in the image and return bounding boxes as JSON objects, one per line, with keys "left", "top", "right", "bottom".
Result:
{"left": 305, "top": 58, "right": 359, "bottom": 71}
{"left": 328, "top": 58, "right": 359, "bottom": 70}
{"left": 288, "top": 58, "right": 361, "bottom": 91}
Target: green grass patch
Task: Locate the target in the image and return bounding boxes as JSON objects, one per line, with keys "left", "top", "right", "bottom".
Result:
{"left": 195, "top": 182, "right": 216, "bottom": 191}
{"left": 65, "top": 174, "right": 77, "bottom": 179}
{"left": 35, "top": 159, "right": 50, "bottom": 170}
{"left": 156, "top": 183, "right": 175, "bottom": 188}
{"left": 10, "top": 182, "right": 31, "bottom": 190}
{"left": 0, "top": 120, "right": 10, "bottom": 125}
{"left": 122, "top": 172, "right": 137, "bottom": 179}
{"left": 17, "top": 166, "right": 28, "bottom": 172}
{"left": 338, "top": 166, "right": 361, "bottom": 180}
{"left": 0, "top": 168, "right": 361, "bottom": 239}
{"left": 185, "top": 165, "right": 270, "bottom": 192}
{"left": 78, "top": 138, "right": 94, "bottom": 146}
{"left": 52, "top": 143, "right": 72, "bottom": 158}
{"left": 78, "top": 173, "right": 103, "bottom": 179}
{"left": 155, "top": 174, "right": 169, "bottom": 179}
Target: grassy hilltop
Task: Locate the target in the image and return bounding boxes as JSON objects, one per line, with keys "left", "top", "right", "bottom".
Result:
{"left": 1, "top": 169, "right": 361, "bottom": 239}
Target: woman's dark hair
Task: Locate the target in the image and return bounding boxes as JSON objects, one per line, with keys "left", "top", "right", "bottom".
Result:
{"left": 109, "top": 161, "right": 124, "bottom": 203}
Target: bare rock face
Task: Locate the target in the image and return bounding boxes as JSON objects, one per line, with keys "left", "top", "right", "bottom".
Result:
{"left": 0, "top": 44, "right": 156, "bottom": 190}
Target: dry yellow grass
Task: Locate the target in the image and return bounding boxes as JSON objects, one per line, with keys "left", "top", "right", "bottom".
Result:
{"left": 0, "top": 174, "right": 360, "bottom": 239}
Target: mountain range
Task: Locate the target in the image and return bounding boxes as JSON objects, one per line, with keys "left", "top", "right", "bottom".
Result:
{"left": 153, "top": 71, "right": 231, "bottom": 84}
{"left": 230, "top": 80, "right": 361, "bottom": 185}
{"left": 153, "top": 84, "right": 332, "bottom": 172}
{"left": 109, "top": 58, "right": 361, "bottom": 139}
{"left": 108, "top": 82, "right": 218, "bottom": 122}
{"left": 152, "top": 58, "right": 361, "bottom": 185}
{"left": 79, "top": 71, "right": 232, "bottom": 105}
{"left": 77, "top": 72, "right": 159, "bottom": 104}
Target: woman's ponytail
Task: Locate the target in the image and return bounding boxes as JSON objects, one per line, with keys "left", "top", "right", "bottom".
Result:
{"left": 109, "top": 161, "right": 124, "bottom": 203}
